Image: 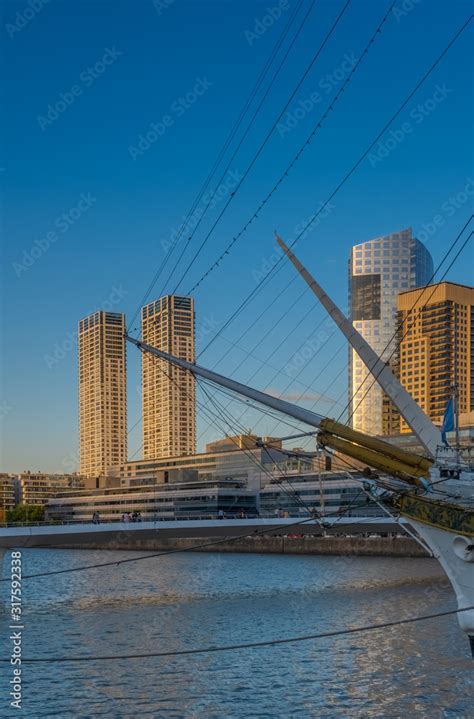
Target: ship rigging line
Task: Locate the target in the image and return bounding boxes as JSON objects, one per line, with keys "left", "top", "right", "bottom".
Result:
{"left": 120, "top": 334, "right": 321, "bottom": 521}
{"left": 8, "top": 605, "right": 474, "bottom": 664}
{"left": 170, "top": 0, "right": 353, "bottom": 295}
{"left": 197, "top": 14, "right": 473, "bottom": 358}
{"left": 126, "top": 0, "right": 305, "bottom": 332}
{"left": 193, "top": 284, "right": 312, "bottom": 444}
{"left": 132, "top": 348, "right": 321, "bottom": 519}
{"left": 197, "top": 379, "right": 321, "bottom": 518}
{"left": 129, "top": 358, "right": 379, "bottom": 524}
{"left": 185, "top": 0, "right": 396, "bottom": 296}
{"left": 195, "top": 303, "right": 345, "bottom": 447}
{"left": 199, "top": 378, "right": 364, "bottom": 520}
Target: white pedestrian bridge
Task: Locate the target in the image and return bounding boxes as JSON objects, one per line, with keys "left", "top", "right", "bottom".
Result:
{"left": 0, "top": 516, "right": 401, "bottom": 549}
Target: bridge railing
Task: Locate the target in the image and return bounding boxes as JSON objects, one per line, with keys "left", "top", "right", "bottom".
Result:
{"left": 0, "top": 512, "right": 294, "bottom": 529}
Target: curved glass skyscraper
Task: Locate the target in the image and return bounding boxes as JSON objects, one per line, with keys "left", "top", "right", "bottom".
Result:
{"left": 348, "top": 227, "right": 433, "bottom": 436}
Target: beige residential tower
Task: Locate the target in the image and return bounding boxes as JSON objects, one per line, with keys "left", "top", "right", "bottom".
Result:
{"left": 78, "top": 311, "right": 127, "bottom": 477}
{"left": 141, "top": 295, "right": 196, "bottom": 459}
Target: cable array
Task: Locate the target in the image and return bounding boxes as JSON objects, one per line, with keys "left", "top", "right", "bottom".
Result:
{"left": 197, "top": 14, "right": 473, "bottom": 358}
{"left": 187, "top": 0, "right": 396, "bottom": 295}
{"left": 126, "top": 0, "right": 306, "bottom": 331}
{"left": 169, "top": 0, "right": 354, "bottom": 294}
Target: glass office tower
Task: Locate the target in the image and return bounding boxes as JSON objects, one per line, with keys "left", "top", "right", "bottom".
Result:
{"left": 348, "top": 228, "right": 433, "bottom": 436}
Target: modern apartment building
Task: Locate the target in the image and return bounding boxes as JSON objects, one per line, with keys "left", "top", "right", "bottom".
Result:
{"left": 0, "top": 474, "right": 15, "bottom": 521}
{"left": 78, "top": 311, "right": 127, "bottom": 477}
{"left": 397, "top": 281, "right": 474, "bottom": 431}
{"left": 141, "top": 295, "right": 196, "bottom": 459}
{"left": 348, "top": 227, "right": 433, "bottom": 436}
{"left": 14, "top": 472, "right": 86, "bottom": 506}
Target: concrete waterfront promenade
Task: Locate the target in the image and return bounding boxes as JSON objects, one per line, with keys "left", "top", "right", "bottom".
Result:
{"left": 69, "top": 535, "right": 427, "bottom": 557}
{"left": 0, "top": 517, "right": 428, "bottom": 556}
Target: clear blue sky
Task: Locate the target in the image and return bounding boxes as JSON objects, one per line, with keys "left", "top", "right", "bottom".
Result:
{"left": 1, "top": 0, "right": 473, "bottom": 473}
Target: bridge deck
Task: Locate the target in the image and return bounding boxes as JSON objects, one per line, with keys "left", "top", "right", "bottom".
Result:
{"left": 0, "top": 517, "right": 400, "bottom": 548}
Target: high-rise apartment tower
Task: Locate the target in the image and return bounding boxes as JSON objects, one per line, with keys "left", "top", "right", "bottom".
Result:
{"left": 348, "top": 227, "right": 433, "bottom": 436}
{"left": 141, "top": 295, "right": 196, "bottom": 459}
{"left": 397, "top": 281, "right": 473, "bottom": 432}
{"left": 78, "top": 311, "right": 127, "bottom": 477}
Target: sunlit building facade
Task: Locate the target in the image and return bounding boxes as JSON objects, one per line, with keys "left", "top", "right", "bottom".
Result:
{"left": 349, "top": 228, "right": 433, "bottom": 436}
{"left": 141, "top": 295, "right": 196, "bottom": 459}
{"left": 0, "top": 474, "right": 15, "bottom": 521}
{"left": 78, "top": 311, "right": 127, "bottom": 477}
{"left": 397, "top": 281, "right": 474, "bottom": 431}
{"left": 14, "top": 472, "right": 86, "bottom": 505}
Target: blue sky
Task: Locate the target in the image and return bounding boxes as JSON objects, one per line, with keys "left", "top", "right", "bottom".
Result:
{"left": 1, "top": 0, "right": 473, "bottom": 472}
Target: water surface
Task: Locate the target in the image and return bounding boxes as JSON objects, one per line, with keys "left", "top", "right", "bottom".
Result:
{"left": 0, "top": 549, "right": 472, "bottom": 718}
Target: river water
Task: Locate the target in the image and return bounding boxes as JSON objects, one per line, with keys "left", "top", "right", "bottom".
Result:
{"left": 1, "top": 549, "right": 473, "bottom": 718}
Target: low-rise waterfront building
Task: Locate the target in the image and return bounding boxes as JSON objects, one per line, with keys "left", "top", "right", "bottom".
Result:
{"left": 45, "top": 468, "right": 380, "bottom": 523}
{"left": 109, "top": 434, "right": 314, "bottom": 490}
{"left": 0, "top": 474, "right": 16, "bottom": 521}
{"left": 259, "top": 470, "right": 382, "bottom": 518}
{"left": 46, "top": 479, "right": 258, "bottom": 523}
{"left": 14, "top": 472, "right": 86, "bottom": 506}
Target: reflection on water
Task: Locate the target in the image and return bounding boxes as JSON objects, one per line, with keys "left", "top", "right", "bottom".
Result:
{"left": 0, "top": 549, "right": 473, "bottom": 718}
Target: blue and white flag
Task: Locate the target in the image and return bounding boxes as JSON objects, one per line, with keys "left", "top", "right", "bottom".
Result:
{"left": 441, "top": 398, "right": 454, "bottom": 445}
